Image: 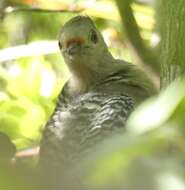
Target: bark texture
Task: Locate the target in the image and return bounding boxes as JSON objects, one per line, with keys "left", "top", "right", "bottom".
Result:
{"left": 157, "top": 0, "right": 185, "bottom": 88}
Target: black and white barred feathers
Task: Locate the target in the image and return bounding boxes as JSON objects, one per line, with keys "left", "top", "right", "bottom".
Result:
{"left": 39, "top": 69, "right": 153, "bottom": 172}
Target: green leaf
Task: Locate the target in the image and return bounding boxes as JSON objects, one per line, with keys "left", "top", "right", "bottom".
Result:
{"left": 127, "top": 78, "right": 185, "bottom": 134}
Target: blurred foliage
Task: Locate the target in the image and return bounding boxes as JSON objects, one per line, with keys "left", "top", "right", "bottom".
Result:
{"left": 0, "top": 0, "right": 184, "bottom": 190}
{"left": 0, "top": 0, "right": 156, "bottom": 150}
{"left": 70, "top": 78, "right": 185, "bottom": 190}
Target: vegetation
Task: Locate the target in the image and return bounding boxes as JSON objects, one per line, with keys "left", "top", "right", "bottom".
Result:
{"left": 0, "top": 0, "right": 184, "bottom": 189}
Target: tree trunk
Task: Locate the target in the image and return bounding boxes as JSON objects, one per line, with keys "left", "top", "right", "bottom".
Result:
{"left": 157, "top": 0, "right": 185, "bottom": 88}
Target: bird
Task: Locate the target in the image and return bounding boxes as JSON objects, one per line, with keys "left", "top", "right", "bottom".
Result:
{"left": 38, "top": 15, "right": 157, "bottom": 189}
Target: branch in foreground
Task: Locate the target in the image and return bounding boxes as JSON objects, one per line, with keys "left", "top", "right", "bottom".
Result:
{"left": 0, "top": 41, "right": 59, "bottom": 62}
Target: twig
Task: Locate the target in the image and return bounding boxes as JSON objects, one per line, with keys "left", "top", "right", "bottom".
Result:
{"left": 16, "top": 146, "right": 39, "bottom": 158}
{"left": 3, "top": 6, "right": 83, "bottom": 14}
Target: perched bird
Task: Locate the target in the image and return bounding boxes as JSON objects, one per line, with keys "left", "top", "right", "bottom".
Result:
{"left": 39, "top": 16, "right": 156, "bottom": 189}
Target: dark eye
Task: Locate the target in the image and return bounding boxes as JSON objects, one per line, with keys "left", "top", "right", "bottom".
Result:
{"left": 58, "top": 41, "right": 63, "bottom": 49}
{"left": 89, "top": 29, "right": 98, "bottom": 44}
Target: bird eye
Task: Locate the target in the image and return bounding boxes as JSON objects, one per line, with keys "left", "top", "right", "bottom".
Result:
{"left": 58, "top": 41, "right": 63, "bottom": 49}
{"left": 89, "top": 29, "right": 98, "bottom": 44}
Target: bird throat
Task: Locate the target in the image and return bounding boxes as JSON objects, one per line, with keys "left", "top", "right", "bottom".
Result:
{"left": 66, "top": 49, "right": 114, "bottom": 96}
{"left": 67, "top": 61, "right": 100, "bottom": 96}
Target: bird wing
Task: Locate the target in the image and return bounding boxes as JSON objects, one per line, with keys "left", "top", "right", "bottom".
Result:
{"left": 79, "top": 94, "right": 134, "bottom": 150}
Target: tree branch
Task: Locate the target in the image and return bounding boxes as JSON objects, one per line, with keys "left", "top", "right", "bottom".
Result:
{"left": 3, "top": 6, "right": 83, "bottom": 14}
{"left": 115, "top": 0, "right": 160, "bottom": 79}
{"left": 0, "top": 41, "right": 59, "bottom": 62}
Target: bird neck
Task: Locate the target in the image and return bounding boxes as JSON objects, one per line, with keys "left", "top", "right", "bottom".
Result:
{"left": 67, "top": 50, "right": 115, "bottom": 96}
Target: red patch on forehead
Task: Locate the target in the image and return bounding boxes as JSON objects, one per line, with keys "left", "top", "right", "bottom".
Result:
{"left": 66, "top": 37, "right": 85, "bottom": 48}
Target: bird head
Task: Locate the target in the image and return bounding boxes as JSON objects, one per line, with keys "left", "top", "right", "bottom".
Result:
{"left": 58, "top": 16, "right": 111, "bottom": 76}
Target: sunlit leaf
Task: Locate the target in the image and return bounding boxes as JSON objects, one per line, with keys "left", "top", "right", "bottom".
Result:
{"left": 127, "top": 78, "right": 185, "bottom": 134}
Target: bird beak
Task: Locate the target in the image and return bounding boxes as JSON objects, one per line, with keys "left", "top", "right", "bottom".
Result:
{"left": 65, "top": 37, "right": 85, "bottom": 55}
{"left": 67, "top": 42, "right": 80, "bottom": 55}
